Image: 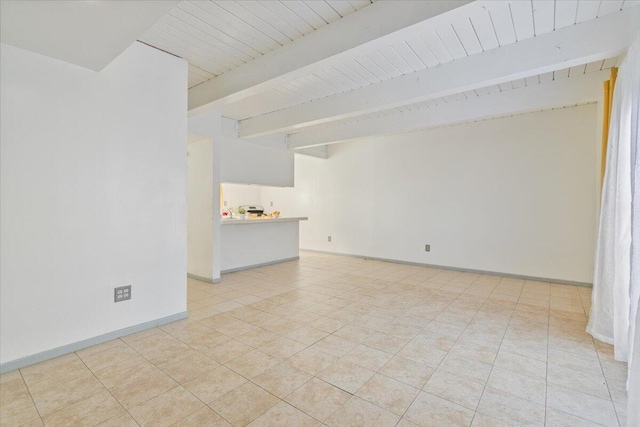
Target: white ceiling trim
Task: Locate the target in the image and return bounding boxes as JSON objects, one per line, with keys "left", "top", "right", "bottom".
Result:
{"left": 187, "top": 0, "right": 472, "bottom": 114}
{"left": 241, "top": 7, "right": 639, "bottom": 138}
{"left": 288, "top": 69, "right": 607, "bottom": 148}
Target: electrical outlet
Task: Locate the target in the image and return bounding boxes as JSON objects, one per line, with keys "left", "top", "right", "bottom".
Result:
{"left": 328, "top": 236, "right": 332, "bottom": 242}
{"left": 114, "top": 285, "right": 131, "bottom": 302}
{"left": 224, "top": 201, "right": 227, "bottom": 207}
{"left": 270, "top": 201, "right": 273, "bottom": 207}
{"left": 425, "top": 244, "right": 431, "bottom": 252}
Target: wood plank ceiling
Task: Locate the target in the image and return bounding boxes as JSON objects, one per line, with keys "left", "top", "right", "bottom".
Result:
{"left": 293, "top": 57, "right": 620, "bottom": 135}
{"left": 140, "top": 0, "right": 640, "bottom": 146}
{"left": 139, "top": 0, "right": 373, "bottom": 89}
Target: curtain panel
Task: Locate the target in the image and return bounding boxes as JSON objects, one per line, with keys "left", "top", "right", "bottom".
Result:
{"left": 585, "top": 34, "right": 639, "bottom": 426}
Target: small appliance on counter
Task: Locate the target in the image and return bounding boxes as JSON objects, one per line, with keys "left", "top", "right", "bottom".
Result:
{"left": 240, "top": 205, "right": 264, "bottom": 218}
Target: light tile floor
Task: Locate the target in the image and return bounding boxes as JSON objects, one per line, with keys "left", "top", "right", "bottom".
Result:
{"left": 0, "top": 251, "right": 629, "bottom": 426}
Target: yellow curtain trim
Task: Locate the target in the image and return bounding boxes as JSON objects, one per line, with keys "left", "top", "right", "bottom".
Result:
{"left": 601, "top": 67, "right": 618, "bottom": 187}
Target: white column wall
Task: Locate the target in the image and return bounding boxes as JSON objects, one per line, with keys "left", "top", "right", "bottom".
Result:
{"left": 187, "top": 136, "right": 214, "bottom": 280}
{"left": 0, "top": 42, "right": 187, "bottom": 365}
{"left": 188, "top": 110, "right": 222, "bottom": 282}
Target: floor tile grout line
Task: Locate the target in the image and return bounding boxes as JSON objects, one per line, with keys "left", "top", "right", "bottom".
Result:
{"left": 16, "top": 368, "right": 45, "bottom": 425}
{"left": 582, "top": 291, "right": 625, "bottom": 427}
{"left": 280, "top": 376, "right": 348, "bottom": 424}
{"left": 177, "top": 351, "right": 262, "bottom": 426}
{"left": 393, "top": 275, "right": 480, "bottom": 424}
{"left": 80, "top": 333, "right": 209, "bottom": 424}
{"left": 204, "top": 320, "right": 341, "bottom": 425}
{"left": 10, "top": 256, "right": 615, "bottom": 427}
{"left": 203, "top": 395, "right": 245, "bottom": 427}
{"left": 19, "top": 352, "right": 127, "bottom": 425}
{"left": 547, "top": 407, "right": 613, "bottom": 427}
{"left": 544, "top": 285, "right": 551, "bottom": 426}
{"left": 74, "top": 350, "right": 141, "bottom": 427}
{"left": 249, "top": 274, "right": 455, "bottom": 425}
{"left": 154, "top": 385, "right": 214, "bottom": 427}
{"left": 604, "top": 376, "right": 625, "bottom": 427}
{"left": 350, "top": 273, "right": 512, "bottom": 424}
{"left": 594, "top": 329, "right": 624, "bottom": 426}
{"left": 466, "top": 275, "right": 521, "bottom": 426}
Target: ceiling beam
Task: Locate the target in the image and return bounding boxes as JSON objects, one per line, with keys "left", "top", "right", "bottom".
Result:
{"left": 295, "top": 146, "right": 329, "bottom": 160}
{"left": 188, "top": 0, "right": 472, "bottom": 114}
{"left": 287, "top": 70, "right": 606, "bottom": 149}
{"left": 242, "top": 8, "right": 639, "bottom": 138}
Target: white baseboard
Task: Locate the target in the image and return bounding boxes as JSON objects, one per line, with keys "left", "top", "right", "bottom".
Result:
{"left": 221, "top": 257, "right": 300, "bottom": 274}
{"left": 187, "top": 273, "right": 221, "bottom": 284}
{"left": 301, "top": 249, "right": 593, "bottom": 287}
{"left": 0, "top": 311, "right": 188, "bottom": 374}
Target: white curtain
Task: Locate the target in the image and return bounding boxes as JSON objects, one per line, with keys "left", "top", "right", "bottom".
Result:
{"left": 629, "top": 306, "right": 640, "bottom": 427}
{"left": 586, "top": 34, "right": 640, "bottom": 425}
{"left": 587, "top": 34, "right": 639, "bottom": 363}
{"left": 625, "top": 33, "right": 640, "bottom": 427}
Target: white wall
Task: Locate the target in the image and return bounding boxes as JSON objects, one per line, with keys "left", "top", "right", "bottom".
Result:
{"left": 221, "top": 222, "right": 300, "bottom": 272}
{"left": 221, "top": 183, "right": 297, "bottom": 216}
{"left": 187, "top": 136, "right": 213, "bottom": 280}
{"left": 221, "top": 183, "right": 263, "bottom": 211}
{"left": 220, "top": 118, "right": 294, "bottom": 187}
{"left": 282, "top": 105, "right": 599, "bottom": 283}
{"left": 260, "top": 186, "right": 298, "bottom": 215}
{"left": 0, "top": 42, "right": 187, "bottom": 365}
{"left": 188, "top": 110, "right": 222, "bottom": 282}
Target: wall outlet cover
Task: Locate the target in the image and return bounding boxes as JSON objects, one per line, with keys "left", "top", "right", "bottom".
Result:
{"left": 425, "top": 244, "right": 431, "bottom": 252}
{"left": 114, "top": 285, "right": 131, "bottom": 302}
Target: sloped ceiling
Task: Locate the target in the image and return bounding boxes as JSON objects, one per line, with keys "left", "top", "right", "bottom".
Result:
{"left": 0, "top": 0, "right": 180, "bottom": 71}
{"left": 138, "top": 0, "right": 639, "bottom": 149}
{"left": 4, "top": 1, "right": 637, "bottom": 147}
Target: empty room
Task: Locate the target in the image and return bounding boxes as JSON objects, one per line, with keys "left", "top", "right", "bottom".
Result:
{"left": 1, "top": 1, "right": 640, "bottom": 426}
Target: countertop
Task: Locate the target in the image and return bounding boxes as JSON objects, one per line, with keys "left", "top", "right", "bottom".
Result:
{"left": 221, "top": 216, "right": 308, "bottom": 225}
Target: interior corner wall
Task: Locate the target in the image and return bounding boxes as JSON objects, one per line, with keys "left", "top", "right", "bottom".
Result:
{"left": 0, "top": 42, "right": 188, "bottom": 365}
{"left": 293, "top": 105, "right": 599, "bottom": 284}
{"left": 188, "top": 110, "right": 222, "bottom": 282}
{"left": 187, "top": 137, "right": 214, "bottom": 280}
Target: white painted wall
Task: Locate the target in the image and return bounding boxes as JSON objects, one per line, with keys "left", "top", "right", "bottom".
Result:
{"left": 221, "top": 183, "right": 263, "bottom": 211}
{"left": 188, "top": 110, "right": 222, "bottom": 282}
{"left": 187, "top": 136, "right": 213, "bottom": 280}
{"left": 0, "top": 42, "right": 187, "bottom": 364}
{"left": 221, "top": 183, "right": 299, "bottom": 217}
{"left": 260, "top": 186, "right": 298, "bottom": 215}
{"left": 0, "top": 0, "right": 179, "bottom": 71}
{"left": 220, "top": 222, "right": 301, "bottom": 273}
{"left": 187, "top": 114, "right": 288, "bottom": 282}
{"left": 220, "top": 119, "right": 294, "bottom": 187}
{"left": 280, "top": 105, "right": 599, "bottom": 283}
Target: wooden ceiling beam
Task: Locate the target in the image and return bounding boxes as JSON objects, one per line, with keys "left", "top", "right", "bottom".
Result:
{"left": 287, "top": 70, "right": 606, "bottom": 148}
{"left": 241, "top": 8, "right": 639, "bottom": 138}
{"left": 188, "top": 0, "right": 472, "bottom": 115}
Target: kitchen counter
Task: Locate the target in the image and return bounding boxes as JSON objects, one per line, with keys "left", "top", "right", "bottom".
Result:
{"left": 220, "top": 216, "right": 307, "bottom": 273}
{"left": 221, "top": 216, "right": 308, "bottom": 225}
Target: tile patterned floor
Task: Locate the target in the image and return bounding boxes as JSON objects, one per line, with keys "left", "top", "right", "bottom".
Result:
{"left": 0, "top": 251, "right": 629, "bottom": 426}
